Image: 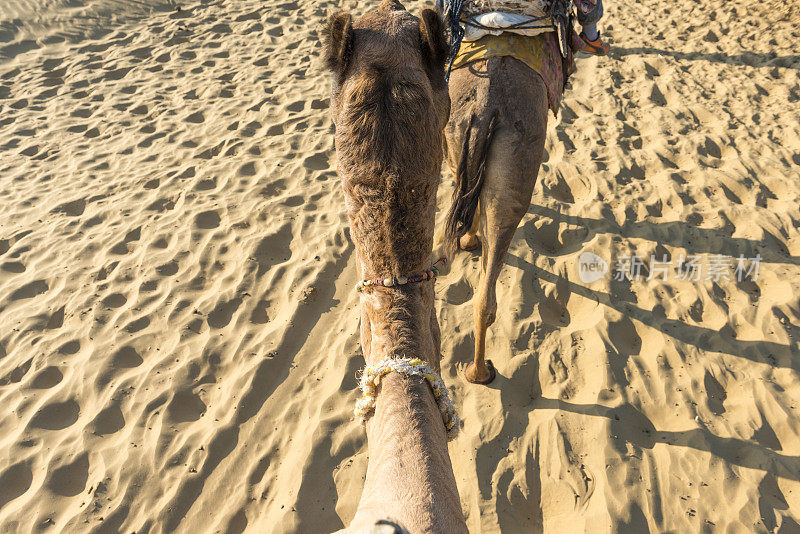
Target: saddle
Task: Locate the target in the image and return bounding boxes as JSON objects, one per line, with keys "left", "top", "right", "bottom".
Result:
{"left": 438, "top": 0, "right": 576, "bottom": 78}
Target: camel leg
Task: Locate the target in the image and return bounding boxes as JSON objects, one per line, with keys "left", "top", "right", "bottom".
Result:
{"left": 464, "top": 197, "right": 528, "bottom": 384}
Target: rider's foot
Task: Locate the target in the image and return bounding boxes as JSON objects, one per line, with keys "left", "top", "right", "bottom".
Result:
{"left": 579, "top": 31, "right": 610, "bottom": 55}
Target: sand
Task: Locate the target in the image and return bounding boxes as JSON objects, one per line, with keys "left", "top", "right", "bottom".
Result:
{"left": 0, "top": 0, "right": 798, "bottom": 531}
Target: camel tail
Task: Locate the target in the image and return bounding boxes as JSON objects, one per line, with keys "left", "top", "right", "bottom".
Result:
{"left": 443, "top": 111, "right": 498, "bottom": 256}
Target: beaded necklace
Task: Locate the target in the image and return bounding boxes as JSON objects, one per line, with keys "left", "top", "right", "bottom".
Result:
{"left": 356, "top": 258, "right": 446, "bottom": 293}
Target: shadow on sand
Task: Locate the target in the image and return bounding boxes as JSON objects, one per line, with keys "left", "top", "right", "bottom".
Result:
{"left": 465, "top": 201, "right": 799, "bottom": 531}
{"left": 610, "top": 46, "right": 800, "bottom": 70}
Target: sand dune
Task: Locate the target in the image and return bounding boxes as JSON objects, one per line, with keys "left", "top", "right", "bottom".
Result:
{"left": 0, "top": 0, "right": 798, "bottom": 531}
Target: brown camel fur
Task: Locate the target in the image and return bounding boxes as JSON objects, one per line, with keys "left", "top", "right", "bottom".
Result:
{"left": 442, "top": 57, "right": 551, "bottom": 384}
{"left": 325, "top": 1, "right": 467, "bottom": 532}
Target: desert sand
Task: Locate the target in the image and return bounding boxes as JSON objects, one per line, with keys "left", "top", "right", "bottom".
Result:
{"left": 0, "top": 0, "right": 799, "bottom": 532}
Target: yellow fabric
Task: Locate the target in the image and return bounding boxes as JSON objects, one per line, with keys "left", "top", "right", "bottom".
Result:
{"left": 451, "top": 32, "right": 548, "bottom": 75}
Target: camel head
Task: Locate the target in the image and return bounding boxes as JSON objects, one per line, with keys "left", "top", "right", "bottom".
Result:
{"left": 324, "top": 1, "right": 450, "bottom": 135}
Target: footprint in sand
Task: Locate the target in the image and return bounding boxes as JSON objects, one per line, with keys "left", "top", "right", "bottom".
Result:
{"left": 1, "top": 261, "right": 26, "bottom": 273}
{"left": 648, "top": 82, "right": 669, "bottom": 106}
{"left": 110, "top": 226, "right": 141, "bottom": 255}
{"left": 643, "top": 61, "right": 659, "bottom": 79}
{"left": 614, "top": 162, "right": 646, "bottom": 185}
{"left": 58, "top": 340, "right": 80, "bottom": 355}
{"left": 524, "top": 217, "right": 590, "bottom": 256}
{"left": 195, "top": 178, "right": 216, "bottom": 191}
{"left": 241, "top": 121, "right": 261, "bottom": 137}
{"left": 538, "top": 295, "right": 570, "bottom": 327}
{"left": 91, "top": 403, "right": 126, "bottom": 435}
{"left": 156, "top": 259, "right": 180, "bottom": 276}
{"left": 166, "top": 390, "right": 206, "bottom": 423}
{"left": 111, "top": 346, "right": 143, "bottom": 368}
{"left": 2, "top": 359, "right": 32, "bottom": 385}
{"left": 46, "top": 306, "right": 65, "bottom": 329}
{"left": 703, "top": 370, "right": 727, "bottom": 415}
{"left": 286, "top": 100, "right": 304, "bottom": 113}
{"left": 20, "top": 145, "right": 40, "bottom": 157}
{"left": 102, "top": 293, "right": 127, "bottom": 308}
{"left": 0, "top": 462, "right": 33, "bottom": 510}
{"left": 46, "top": 453, "right": 89, "bottom": 497}
{"left": 260, "top": 178, "right": 287, "bottom": 198}
{"left": 130, "top": 104, "right": 148, "bottom": 115}
{"left": 303, "top": 152, "right": 329, "bottom": 171}
{"left": 542, "top": 170, "right": 576, "bottom": 204}
{"left": 185, "top": 111, "right": 205, "bottom": 124}
{"left": 607, "top": 317, "right": 643, "bottom": 357}
{"left": 29, "top": 400, "right": 80, "bottom": 430}
{"left": 266, "top": 123, "right": 284, "bottom": 136}
{"left": 195, "top": 210, "right": 221, "bottom": 229}
{"left": 10, "top": 280, "right": 48, "bottom": 301}
{"left": 444, "top": 279, "right": 474, "bottom": 306}
{"left": 31, "top": 366, "right": 63, "bottom": 389}
{"left": 282, "top": 196, "right": 303, "bottom": 207}
{"left": 250, "top": 299, "right": 270, "bottom": 325}
{"left": 252, "top": 224, "right": 292, "bottom": 276}
{"left": 238, "top": 162, "right": 257, "bottom": 176}
{"left": 207, "top": 297, "right": 243, "bottom": 329}
{"left": 13, "top": 128, "right": 35, "bottom": 137}
{"left": 125, "top": 316, "right": 150, "bottom": 333}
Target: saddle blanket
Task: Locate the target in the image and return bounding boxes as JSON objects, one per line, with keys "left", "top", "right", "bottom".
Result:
{"left": 451, "top": 31, "right": 581, "bottom": 115}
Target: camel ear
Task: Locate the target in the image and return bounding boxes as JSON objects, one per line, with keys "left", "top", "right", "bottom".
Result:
{"left": 325, "top": 12, "right": 354, "bottom": 76}
{"left": 419, "top": 9, "right": 449, "bottom": 75}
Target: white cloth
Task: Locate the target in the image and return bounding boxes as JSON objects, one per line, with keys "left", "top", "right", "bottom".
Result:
{"left": 462, "top": 11, "right": 554, "bottom": 42}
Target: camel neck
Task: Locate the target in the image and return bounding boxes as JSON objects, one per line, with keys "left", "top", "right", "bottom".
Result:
{"left": 360, "top": 284, "right": 440, "bottom": 372}
{"left": 349, "top": 372, "right": 465, "bottom": 532}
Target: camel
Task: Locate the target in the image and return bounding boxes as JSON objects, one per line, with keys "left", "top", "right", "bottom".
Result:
{"left": 324, "top": 1, "right": 467, "bottom": 532}
{"left": 441, "top": 32, "right": 573, "bottom": 384}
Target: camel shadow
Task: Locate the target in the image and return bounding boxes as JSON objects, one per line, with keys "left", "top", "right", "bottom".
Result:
{"left": 525, "top": 204, "right": 800, "bottom": 267}
{"left": 472, "top": 351, "right": 545, "bottom": 531}
{"left": 457, "top": 209, "right": 798, "bottom": 528}
{"left": 535, "top": 398, "right": 800, "bottom": 483}
{"left": 463, "top": 200, "right": 800, "bottom": 528}
{"left": 474, "top": 346, "right": 797, "bottom": 531}
{"left": 505, "top": 252, "right": 799, "bottom": 371}
{"left": 610, "top": 46, "right": 800, "bottom": 70}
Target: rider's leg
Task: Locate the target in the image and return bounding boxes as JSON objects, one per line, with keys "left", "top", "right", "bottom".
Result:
{"left": 577, "top": 0, "right": 610, "bottom": 55}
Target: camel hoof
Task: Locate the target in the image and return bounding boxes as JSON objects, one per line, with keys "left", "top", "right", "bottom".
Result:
{"left": 465, "top": 360, "right": 496, "bottom": 384}
{"left": 459, "top": 234, "right": 480, "bottom": 252}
